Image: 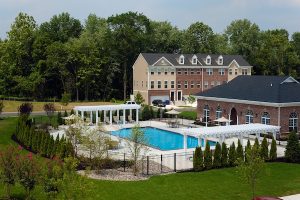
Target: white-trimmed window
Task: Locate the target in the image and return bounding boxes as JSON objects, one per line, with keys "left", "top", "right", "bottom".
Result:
{"left": 191, "top": 81, "right": 194, "bottom": 89}
{"left": 206, "top": 55, "right": 211, "bottom": 65}
{"left": 179, "top": 55, "right": 184, "bottom": 64}
{"left": 242, "top": 69, "right": 248, "bottom": 75}
{"left": 206, "top": 68, "right": 213, "bottom": 75}
{"left": 229, "top": 69, "right": 233, "bottom": 75}
{"left": 204, "top": 81, "right": 208, "bottom": 88}
{"left": 158, "top": 68, "right": 161, "bottom": 75}
{"left": 197, "top": 81, "right": 201, "bottom": 88}
{"left": 165, "top": 71, "right": 168, "bottom": 75}
{"left": 190, "top": 69, "right": 195, "bottom": 75}
{"left": 177, "top": 69, "right": 182, "bottom": 75}
{"left": 150, "top": 81, "right": 154, "bottom": 89}
{"left": 211, "top": 81, "right": 215, "bottom": 87}
{"left": 177, "top": 81, "right": 181, "bottom": 89}
{"left": 184, "top": 69, "right": 188, "bottom": 75}
{"left": 216, "top": 81, "right": 221, "bottom": 86}
{"left": 157, "top": 81, "right": 161, "bottom": 89}
{"left": 235, "top": 69, "right": 238, "bottom": 75}
{"left": 171, "top": 81, "right": 175, "bottom": 89}
{"left": 151, "top": 71, "right": 154, "bottom": 75}
{"left": 197, "top": 69, "right": 201, "bottom": 75}
{"left": 164, "top": 81, "right": 168, "bottom": 89}
{"left": 245, "top": 110, "right": 254, "bottom": 124}
{"left": 204, "top": 105, "right": 210, "bottom": 121}
{"left": 171, "top": 71, "right": 175, "bottom": 75}
{"left": 216, "top": 106, "right": 222, "bottom": 119}
{"left": 192, "top": 55, "right": 197, "bottom": 65}
{"left": 261, "top": 112, "right": 270, "bottom": 125}
{"left": 184, "top": 81, "right": 188, "bottom": 89}
{"left": 218, "top": 55, "right": 223, "bottom": 65}
{"left": 218, "top": 68, "right": 225, "bottom": 75}
{"left": 289, "top": 112, "right": 298, "bottom": 132}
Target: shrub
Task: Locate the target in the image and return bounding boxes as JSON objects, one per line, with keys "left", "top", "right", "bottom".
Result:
{"left": 57, "top": 112, "right": 63, "bottom": 125}
{"left": 253, "top": 138, "right": 260, "bottom": 150}
{"left": 213, "top": 142, "right": 222, "bottom": 168}
{"left": 44, "top": 103, "right": 56, "bottom": 124}
{"left": 142, "top": 105, "right": 151, "bottom": 120}
{"left": 228, "top": 142, "right": 236, "bottom": 167}
{"left": 269, "top": 137, "right": 277, "bottom": 161}
{"left": 204, "top": 141, "right": 212, "bottom": 170}
{"left": 221, "top": 142, "right": 228, "bottom": 167}
{"left": 285, "top": 131, "right": 300, "bottom": 163}
{"left": 18, "top": 102, "right": 33, "bottom": 117}
{"left": 236, "top": 139, "right": 244, "bottom": 161}
{"left": 260, "top": 136, "right": 269, "bottom": 161}
{"left": 61, "top": 92, "right": 71, "bottom": 106}
{"left": 134, "top": 92, "right": 145, "bottom": 105}
{"left": 193, "top": 146, "right": 204, "bottom": 171}
{"left": 178, "top": 111, "right": 197, "bottom": 120}
{"left": 149, "top": 106, "right": 155, "bottom": 119}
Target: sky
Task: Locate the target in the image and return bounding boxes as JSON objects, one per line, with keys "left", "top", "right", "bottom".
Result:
{"left": 0, "top": 0, "right": 300, "bottom": 39}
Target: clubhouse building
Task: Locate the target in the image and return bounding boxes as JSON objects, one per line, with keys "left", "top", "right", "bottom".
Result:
{"left": 195, "top": 75, "right": 300, "bottom": 135}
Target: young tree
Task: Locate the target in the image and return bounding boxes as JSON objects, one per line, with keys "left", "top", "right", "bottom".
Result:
{"left": 237, "top": 144, "right": 265, "bottom": 199}
{"left": 187, "top": 95, "right": 196, "bottom": 104}
{"left": 126, "top": 125, "right": 148, "bottom": 176}
{"left": 260, "top": 136, "right": 269, "bottom": 161}
{"left": 61, "top": 92, "right": 71, "bottom": 107}
{"left": 65, "top": 120, "right": 82, "bottom": 157}
{"left": 236, "top": 139, "right": 244, "bottom": 162}
{"left": 44, "top": 103, "right": 56, "bottom": 125}
{"left": 213, "top": 142, "right": 222, "bottom": 168}
{"left": 134, "top": 92, "right": 145, "bottom": 105}
{"left": 204, "top": 141, "right": 212, "bottom": 170}
{"left": 269, "top": 137, "right": 277, "bottom": 161}
{"left": 228, "top": 142, "right": 236, "bottom": 167}
{"left": 193, "top": 146, "right": 204, "bottom": 171}
{"left": 18, "top": 102, "right": 33, "bottom": 118}
{"left": 285, "top": 131, "right": 300, "bottom": 163}
{"left": 221, "top": 142, "right": 228, "bottom": 167}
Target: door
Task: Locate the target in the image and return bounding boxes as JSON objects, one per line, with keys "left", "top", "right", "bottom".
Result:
{"left": 170, "top": 91, "right": 175, "bottom": 101}
{"left": 177, "top": 91, "right": 182, "bottom": 101}
{"left": 230, "top": 108, "right": 237, "bottom": 125}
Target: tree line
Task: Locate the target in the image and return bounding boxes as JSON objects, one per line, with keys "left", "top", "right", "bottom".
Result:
{"left": 0, "top": 12, "right": 299, "bottom": 101}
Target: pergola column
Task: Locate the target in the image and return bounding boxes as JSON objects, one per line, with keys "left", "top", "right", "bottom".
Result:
{"left": 104, "top": 110, "right": 106, "bottom": 123}
{"left": 272, "top": 131, "right": 277, "bottom": 141}
{"left": 96, "top": 110, "right": 99, "bottom": 124}
{"left": 239, "top": 134, "right": 244, "bottom": 146}
{"left": 136, "top": 108, "right": 139, "bottom": 123}
{"left": 130, "top": 109, "right": 132, "bottom": 118}
{"left": 123, "top": 109, "right": 126, "bottom": 125}
{"left": 203, "top": 137, "right": 207, "bottom": 148}
{"left": 256, "top": 132, "right": 260, "bottom": 143}
{"left": 117, "top": 109, "right": 119, "bottom": 120}
{"left": 81, "top": 111, "right": 84, "bottom": 120}
{"left": 75, "top": 110, "right": 78, "bottom": 116}
{"left": 198, "top": 136, "right": 202, "bottom": 147}
{"left": 183, "top": 133, "right": 187, "bottom": 150}
{"left": 90, "top": 111, "right": 93, "bottom": 124}
{"left": 110, "top": 110, "right": 112, "bottom": 124}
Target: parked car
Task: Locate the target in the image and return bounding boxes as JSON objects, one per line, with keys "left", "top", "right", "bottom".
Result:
{"left": 125, "top": 101, "right": 136, "bottom": 105}
{"left": 152, "top": 99, "right": 163, "bottom": 107}
{"left": 162, "top": 100, "right": 170, "bottom": 107}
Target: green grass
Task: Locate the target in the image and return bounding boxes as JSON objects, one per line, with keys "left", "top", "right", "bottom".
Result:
{"left": 178, "top": 111, "right": 197, "bottom": 120}
{"left": 1, "top": 117, "right": 300, "bottom": 200}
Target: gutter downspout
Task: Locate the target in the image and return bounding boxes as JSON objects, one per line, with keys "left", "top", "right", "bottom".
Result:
{"left": 201, "top": 68, "right": 204, "bottom": 92}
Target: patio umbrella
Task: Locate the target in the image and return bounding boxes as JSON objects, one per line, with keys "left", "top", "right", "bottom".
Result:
{"left": 165, "top": 109, "right": 181, "bottom": 115}
{"left": 214, "top": 116, "right": 231, "bottom": 123}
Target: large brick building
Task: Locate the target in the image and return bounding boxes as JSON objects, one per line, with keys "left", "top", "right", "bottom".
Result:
{"left": 195, "top": 76, "right": 300, "bottom": 135}
{"left": 132, "top": 53, "right": 252, "bottom": 104}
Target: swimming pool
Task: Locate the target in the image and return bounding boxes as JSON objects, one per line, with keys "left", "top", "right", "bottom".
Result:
{"left": 111, "top": 127, "right": 216, "bottom": 151}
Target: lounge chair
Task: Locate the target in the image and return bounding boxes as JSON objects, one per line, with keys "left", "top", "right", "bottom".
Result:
{"left": 120, "top": 116, "right": 126, "bottom": 124}
{"left": 113, "top": 116, "right": 120, "bottom": 124}
{"left": 128, "top": 115, "right": 134, "bottom": 123}
{"left": 105, "top": 117, "right": 110, "bottom": 124}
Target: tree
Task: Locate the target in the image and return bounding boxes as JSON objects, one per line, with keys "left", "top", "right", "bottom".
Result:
{"left": 57, "top": 111, "right": 63, "bottom": 125}
{"left": 126, "top": 125, "right": 148, "bottom": 176}
{"left": 18, "top": 102, "right": 33, "bottom": 118}
{"left": 228, "top": 142, "right": 236, "bottom": 167}
{"left": 0, "top": 101, "right": 4, "bottom": 118}
{"left": 213, "top": 142, "right": 222, "bottom": 168}
{"left": 65, "top": 117, "right": 83, "bottom": 157}
{"left": 43, "top": 103, "right": 56, "bottom": 125}
{"left": 285, "top": 131, "right": 300, "bottom": 163}
{"left": 237, "top": 144, "right": 265, "bottom": 199}
{"left": 61, "top": 92, "right": 71, "bottom": 107}
{"left": 134, "top": 92, "right": 145, "bottom": 105}
{"left": 193, "top": 146, "right": 204, "bottom": 171}
{"left": 142, "top": 105, "right": 151, "bottom": 120}
{"left": 236, "top": 139, "right": 244, "bottom": 162}
{"left": 269, "top": 137, "right": 277, "bottom": 161}
{"left": 187, "top": 95, "right": 196, "bottom": 105}
{"left": 204, "top": 141, "right": 212, "bottom": 170}
{"left": 260, "top": 136, "right": 269, "bottom": 161}
{"left": 253, "top": 138, "right": 260, "bottom": 150}
{"left": 221, "top": 142, "right": 228, "bottom": 167}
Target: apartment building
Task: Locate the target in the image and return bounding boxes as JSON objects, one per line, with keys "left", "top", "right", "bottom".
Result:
{"left": 132, "top": 53, "right": 252, "bottom": 104}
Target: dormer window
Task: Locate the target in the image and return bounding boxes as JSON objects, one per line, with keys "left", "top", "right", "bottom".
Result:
{"left": 192, "top": 55, "right": 197, "bottom": 65}
{"left": 218, "top": 55, "right": 223, "bottom": 65}
{"left": 206, "top": 55, "right": 211, "bottom": 65}
{"left": 179, "top": 55, "right": 185, "bottom": 65}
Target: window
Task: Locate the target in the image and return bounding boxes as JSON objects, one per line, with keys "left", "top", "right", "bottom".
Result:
{"left": 192, "top": 55, "right": 197, "bottom": 64}
{"left": 151, "top": 71, "right": 154, "bottom": 75}
{"left": 165, "top": 71, "right": 168, "bottom": 75}
{"left": 216, "top": 81, "right": 221, "bottom": 86}
{"left": 289, "top": 112, "right": 298, "bottom": 132}
{"left": 158, "top": 70, "right": 161, "bottom": 75}
{"left": 218, "top": 68, "right": 225, "bottom": 75}
{"left": 197, "top": 81, "right": 201, "bottom": 88}
{"left": 204, "top": 81, "right": 208, "bottom": 88}
{"left": 261, "top": 112, "right": 270, "bottom": 125}
{"left": 190, "top": 69, "right": 195, "bottom": 75}
{"left": 235, "top": 69, "right": 238, "bottom": 75}
{"left": 197, "top": 69, "right": 201, "bottom": 75}
{"left": 171, "top": 71, "right": 175, "bottom": 75}
{"left": 164, "top": 81, "right": 168, "bottom": 89}
{"left": 218, "top": 56, "right": 223, "bottom": 65}
{"left": 157, "top": 81, "right": 161, "bottom": 89}
{"left": 177, "top": 81, "right": 181, "bottom": 89}
{"left": 211, "top": 81, "right": 215, "bottom": 87}
{"left": 229, "top": 69, "right": 233, "bottom": 75}
{"left": 206, "top": 68, "right": 213, "bottom": 75}
{"left": 171, "top": 81, "right": 175, "bottom": 89}
{"left": 150, "top": 81, "right": 154, "bottom": 89}
{"left": 184, "top": 69, "right": 188, "bottom": 75}
{"left": 146, "top": 81, "right": 148, "bottom": 88}
{"left": 191, "top": 81, "right": 194, "bottom": 89}
{"left": 142, "top": 81, "right": 143, "bottom": 87}
{"left": 203, "top": 105, "right": 210, "bottom": 122}
{"left": 245, "top": 110, "right": 253, "bottom": 124}
{"left": 206, "top": 55, "right": 211, "bottom": 65}
{"left": 242, "top": 69, "right": 248, "bottom": 75}
{"left": 177, "top": 69, "right": 182, "bottom": 75}
{"left": 179, "top": 55, "right": 184, "bottom": 64}
{"left": 216, "top": 106, "right": 222, "bottom": 119}
{"left": 184, "top": 81, "right": 188, "bottom": 89}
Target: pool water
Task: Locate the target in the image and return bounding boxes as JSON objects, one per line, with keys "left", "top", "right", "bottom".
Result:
{"left": 111, "top": 127, "right": 216, "bottom": 151}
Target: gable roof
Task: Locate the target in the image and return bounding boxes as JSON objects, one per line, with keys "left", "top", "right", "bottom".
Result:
{"left": 140, "top": 53, "right": 251, "bottom": 67}
{"left": 195, "top": 75, "right": 300, "bottom": 104}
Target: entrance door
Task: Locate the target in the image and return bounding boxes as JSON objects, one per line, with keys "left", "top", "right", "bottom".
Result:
{"left": 177, "top": 91, "right": 182, "bottom": 101}
{"left": 230, "top": 108, "right": 237, "bottom": 125}
{"left": 170, "top": 91, "right": 175, "bottom": 101}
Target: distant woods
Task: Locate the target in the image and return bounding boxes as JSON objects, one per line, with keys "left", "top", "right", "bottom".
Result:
{"left": 0, "top": 12, "right": 299, "bottom": 100}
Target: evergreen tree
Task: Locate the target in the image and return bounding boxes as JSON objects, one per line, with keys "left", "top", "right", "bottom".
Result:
{"left": 245, "top": 139, "right": 252, "bottom": 162}
{"left": 57, "top": 111, "right": 63, "bottom": 125}
{"left": 285, "top": 131, "right": 300, "bottom": 163}
{"left": 157, "top": 108, "right": 161, "bottom": 119}
{"left": 32, "top": 131, "right": 38, "bottom": 152}
{"left": 70, "top": 109, "right": 74, "bottom": 115}
{"left": 47, "top": 136, "right": 54, "bottom": 158}
{"left": 193, "top": 146, "right": 204, "bottom": 171}
{"left": 142, "top": 105, "right": 151, "bottom": 120}
{"left": 53, "top": 135, "right": 60, "bottom": 156}
{"left": 236, "top": 139, "right": 244, "bottom": 161}
{"left": 228, "top": 142, "right": 236, "bottom": 167}
{"left": 269, "top": 137, "right": 277, "bottom": 161}
{"left": 149, "top": 106, "right": 155, "bottom": 119}
{"left": 253, "top": 138, "right": 260, "bottom": 149}
{"left": 64, "top": 110, "right": 68, "bottom": 117}
{"left": 260, "top": 136, "right": 269, "bottom": 161}
{"left": 213, "top": 142, "right": 222, "bottom": 168}
{"left": 221, "top": 142, "right": 228, "bottom": 167}
{"left": 204, "top": 141, "right": 212, "bottom": 170}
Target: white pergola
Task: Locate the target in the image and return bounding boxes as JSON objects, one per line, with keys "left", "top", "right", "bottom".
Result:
{"left": 181, "top": 123, "right": 280, "bottom": 149}
{"left": 74, "top": 104, "right": 141, "bottom": 125}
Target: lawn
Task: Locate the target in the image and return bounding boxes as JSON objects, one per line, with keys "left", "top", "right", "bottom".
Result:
{"left": 1, "top": 117, "right": 300, "bottom": 200}
{"left": 1, "top": 100, "right": 117, "bottom": 112}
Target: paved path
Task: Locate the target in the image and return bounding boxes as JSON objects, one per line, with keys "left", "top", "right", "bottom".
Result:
{"left": 1, "top": 111, "right": 55, "bottom": 117}
{"left": 281, "top": 194, "right": 300, "bottom": 200}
